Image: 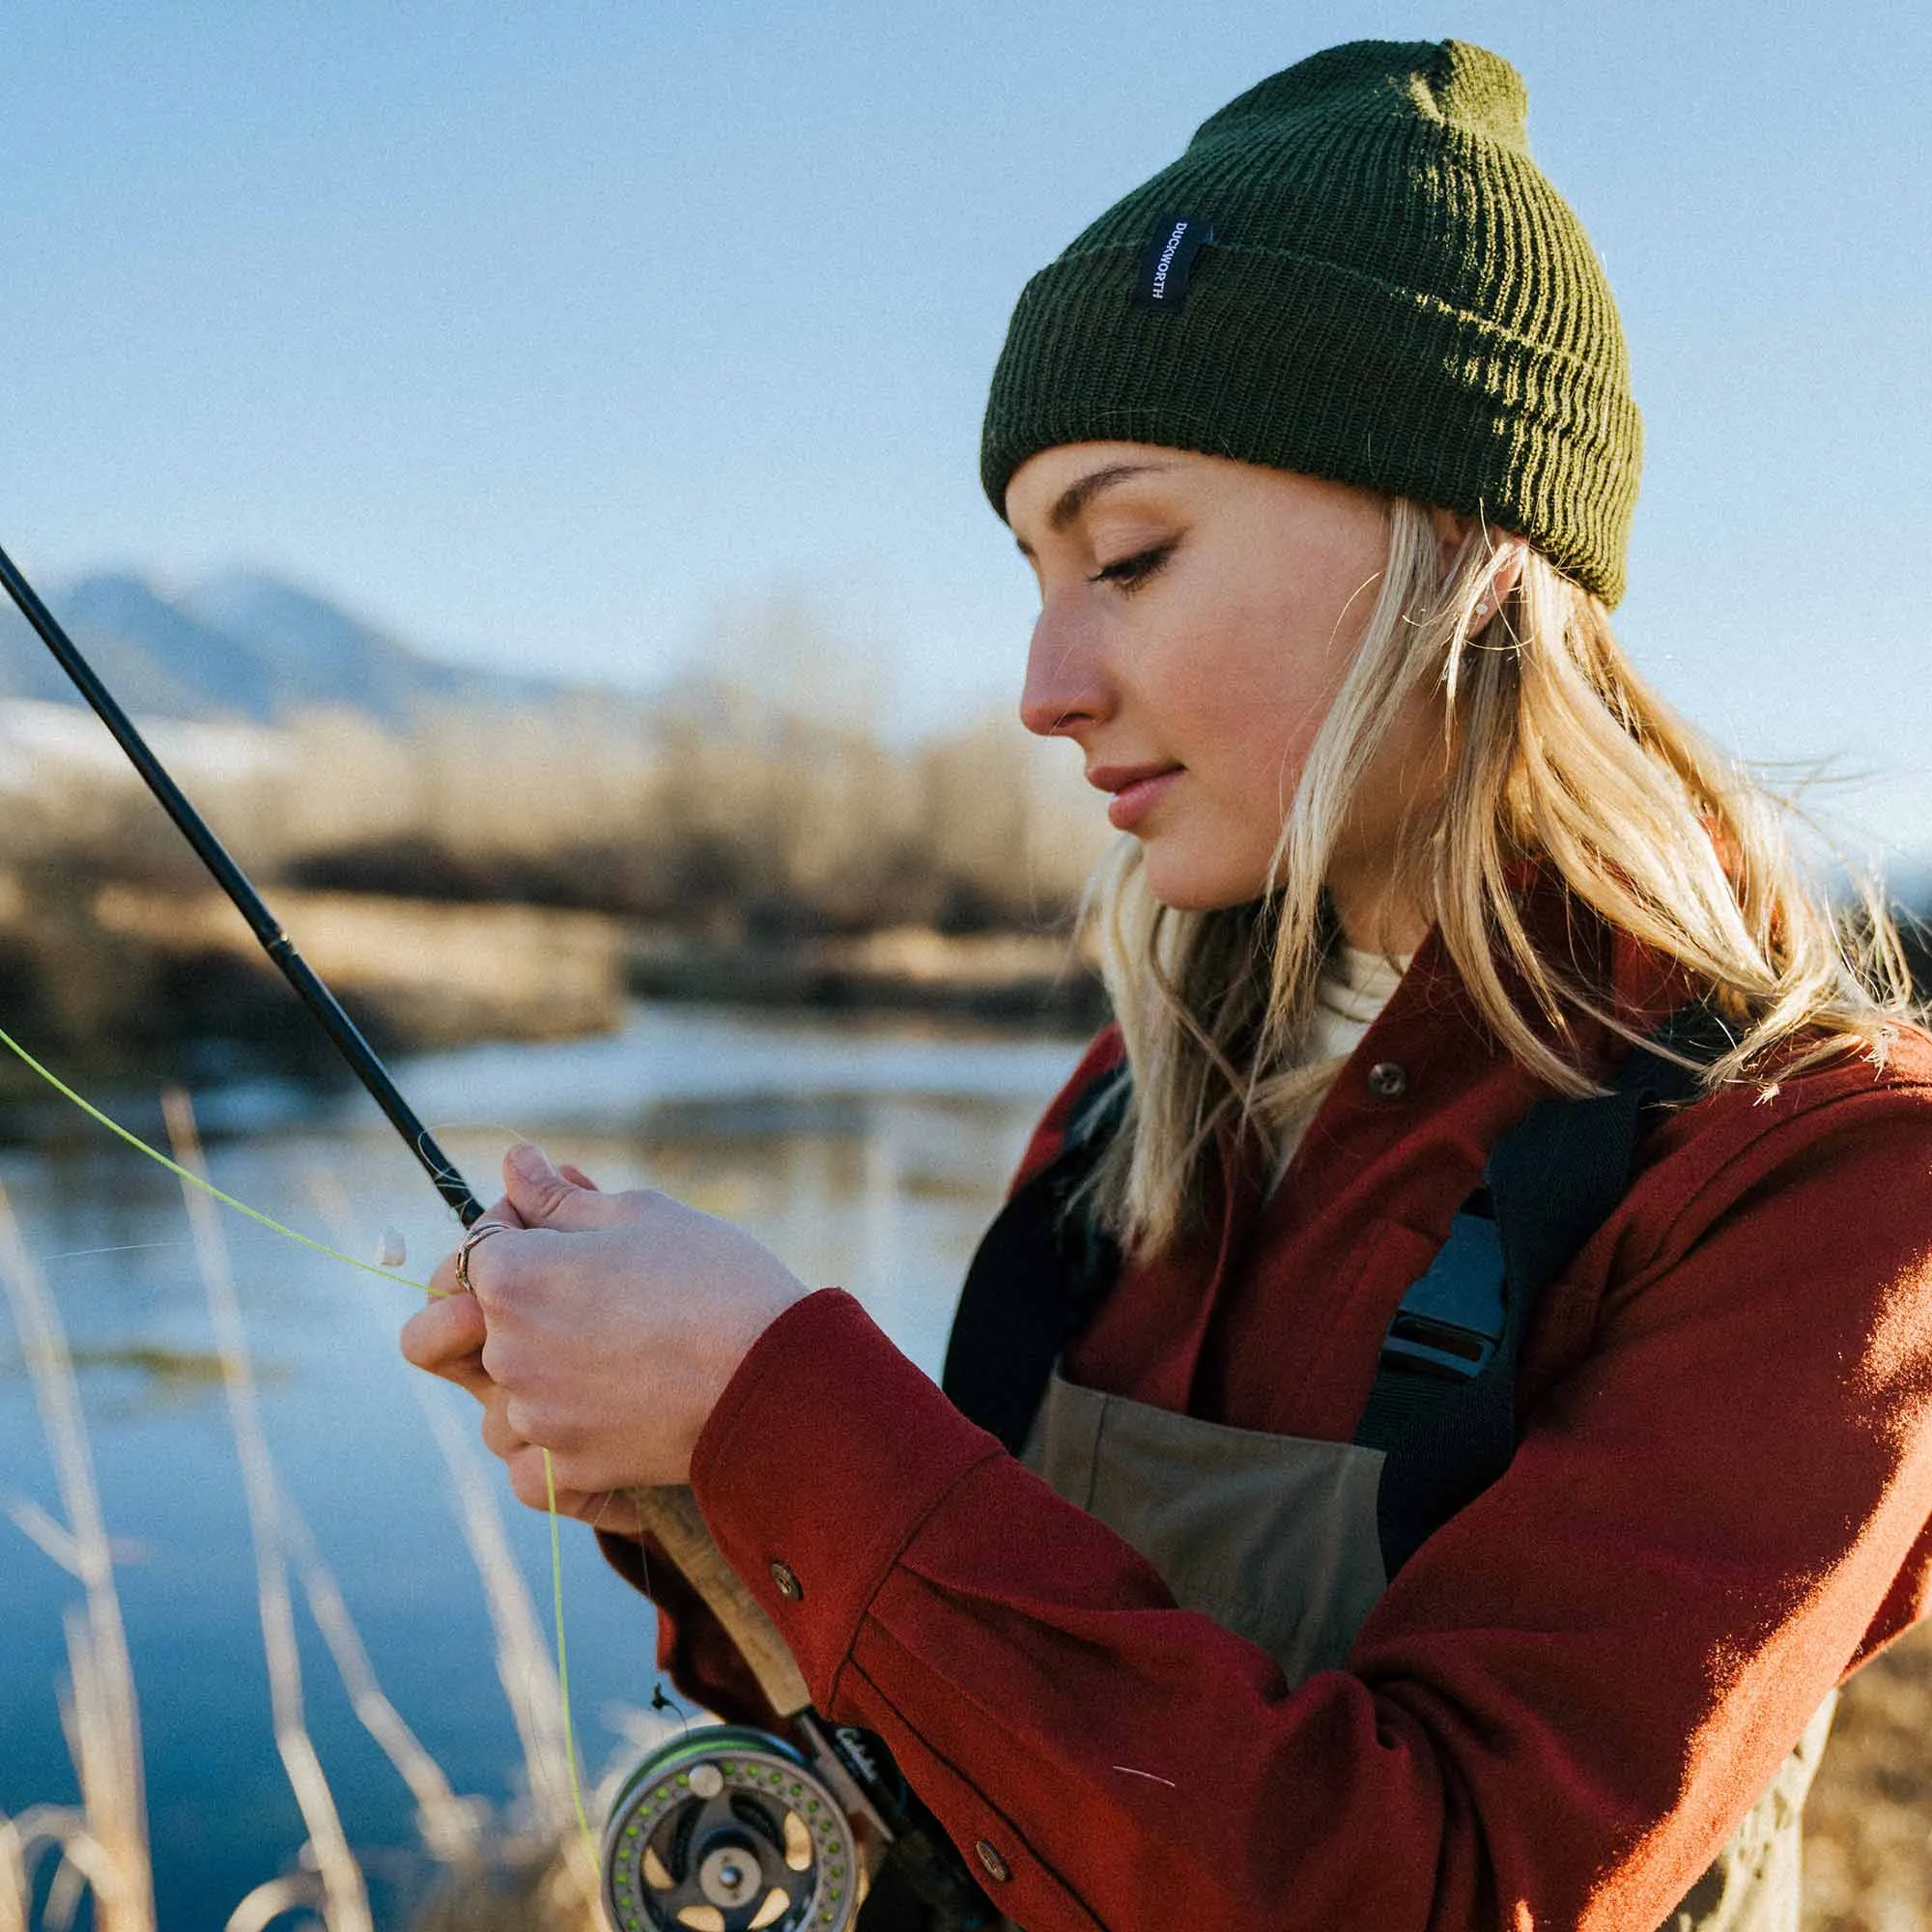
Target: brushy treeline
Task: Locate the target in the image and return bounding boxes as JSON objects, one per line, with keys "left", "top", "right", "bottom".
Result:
{"left": 278, "top": 687, "right": 1103, "bottom": 939}
{"left": 0, "top": 661, "right": 1107, "bottom": 1082}
{"left": 3, "top": 665, "right": 1102, "bottom": 935}
{"left": 0, "top": 617, "right": 1922, "bottom": 1083}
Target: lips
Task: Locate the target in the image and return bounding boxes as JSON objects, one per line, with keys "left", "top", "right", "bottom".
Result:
{"left": 1088, "top": 762, "right": 1182, "bottom": 832}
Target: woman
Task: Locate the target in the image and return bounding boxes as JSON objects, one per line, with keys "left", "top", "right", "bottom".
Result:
{"left": 401, "top": 39, "right": 1932, "bottom": 1930}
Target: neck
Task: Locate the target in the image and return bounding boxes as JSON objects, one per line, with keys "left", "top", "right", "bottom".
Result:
{"left": 1327, "top": 863, "right": 1429, "bottom": 957}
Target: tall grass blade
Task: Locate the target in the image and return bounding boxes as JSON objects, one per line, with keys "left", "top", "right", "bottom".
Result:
{"left": 271, "top": 1476, "right": 482, "bottom": 1862}
{"left": 222, "top": 1872, "right": 326, "bottom": 1932}
{"left": 303, "top": 1173, "right": 580, "bottom": 1835}
{"left": 0, "top": 1814, "right": 34, "bottom": 1932}
{"left": 417, "top": 1393, "right": 579, "bottom": 1837}
{"left": 302, "top": 1169, "right": 599, "bottom": 1919}
{"left": 0, "top": 1190, "right": 156, "bottom": 1932}
{"left": 161, "top": 1091, "right": 373, "bottom": 1932}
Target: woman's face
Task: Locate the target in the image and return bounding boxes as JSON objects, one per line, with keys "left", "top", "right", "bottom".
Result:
{"left": 1008, "top": 441, "right": 1430, "bottom": 922}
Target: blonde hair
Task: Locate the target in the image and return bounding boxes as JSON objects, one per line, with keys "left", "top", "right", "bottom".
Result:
{"left": 1086, "top": 499, "right": 1917, "bottom": 1256}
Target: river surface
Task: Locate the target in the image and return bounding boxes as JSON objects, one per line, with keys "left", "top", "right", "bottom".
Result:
{"left": 0, "top": 1001, "right": 1089, "bottom": 1929}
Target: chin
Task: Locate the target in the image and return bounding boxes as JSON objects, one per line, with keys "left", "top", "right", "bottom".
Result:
{"left": 1140, "top": 849, "right": 1270, "bottom": 913}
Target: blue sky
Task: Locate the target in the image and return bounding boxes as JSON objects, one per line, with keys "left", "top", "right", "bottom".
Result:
{"left": 3, "top": 2, "right": 1927, "bottom": 865}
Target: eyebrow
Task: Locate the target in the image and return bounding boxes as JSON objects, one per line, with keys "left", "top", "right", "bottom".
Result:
{"left": 1014, "top": 462, "right": 1174, "bottom": 553}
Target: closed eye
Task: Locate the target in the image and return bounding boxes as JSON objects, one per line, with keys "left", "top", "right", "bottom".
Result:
{"left": 1088, "top": 543, "right": 1176, "bottom": 592}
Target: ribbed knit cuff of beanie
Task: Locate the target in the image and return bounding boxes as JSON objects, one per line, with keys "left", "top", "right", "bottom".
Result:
{"left": 980, "top": 39, "right": 1641, "bottom": 609}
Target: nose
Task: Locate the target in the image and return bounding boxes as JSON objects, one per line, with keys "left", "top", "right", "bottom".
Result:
{"left": 1019, "top": 598, "right": 1114, "bottom": 740}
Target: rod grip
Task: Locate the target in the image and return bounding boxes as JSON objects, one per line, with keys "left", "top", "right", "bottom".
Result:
{"left": 631, "top": 1484, "right": 812, "bottom": 1719}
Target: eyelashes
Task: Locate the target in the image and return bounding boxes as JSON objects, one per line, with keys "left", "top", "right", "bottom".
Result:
{"left": 1087, "top": 542, "right": 1176, "bottom": 593}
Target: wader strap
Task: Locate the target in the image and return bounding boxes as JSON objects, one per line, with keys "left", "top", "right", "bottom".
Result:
{"left": 944, "top": 1009, "right": 1730, "bottom": 1572}
{"left": 943, "top": 1065, "right": 1128, "bottom": 1453}
{"left": 1356, "top": 1009, "right": 1727, "bottom": 1576}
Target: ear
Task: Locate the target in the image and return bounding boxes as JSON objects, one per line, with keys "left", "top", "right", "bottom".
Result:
{"left": 1429, "top": 508, "right": 1526, "bottom": 610}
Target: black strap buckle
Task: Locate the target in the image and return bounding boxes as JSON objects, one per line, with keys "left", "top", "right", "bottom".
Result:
{"left": 1378, "top": 1201, "right": 1506, "bottom": 1382}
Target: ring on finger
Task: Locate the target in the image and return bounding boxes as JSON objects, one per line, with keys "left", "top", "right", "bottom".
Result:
{"left": 453, "top": 1219, "right": 511, "bottom": 1293}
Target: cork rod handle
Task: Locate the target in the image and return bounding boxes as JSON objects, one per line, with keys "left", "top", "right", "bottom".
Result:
{"left": 632, "top": 1484, "right": 812, "bottom": 1719}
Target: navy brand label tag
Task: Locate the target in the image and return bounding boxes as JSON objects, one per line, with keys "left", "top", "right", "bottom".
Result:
{"left": 1132, "top": 214, "right": 1214, "bottom": 310}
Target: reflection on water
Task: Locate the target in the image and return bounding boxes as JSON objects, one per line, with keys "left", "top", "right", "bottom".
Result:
{"left": 0, "top": 1001, "right": 1088, "bottom": 1929}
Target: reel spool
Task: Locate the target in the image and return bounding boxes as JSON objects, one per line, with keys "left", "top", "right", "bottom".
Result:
{"left": 603, "top": 1725, "right": 865, "bottom": 1932}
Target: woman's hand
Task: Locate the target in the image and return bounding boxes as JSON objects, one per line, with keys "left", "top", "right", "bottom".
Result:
{"left": 398, "top": 1142, "right": 810, "bottom": 1516}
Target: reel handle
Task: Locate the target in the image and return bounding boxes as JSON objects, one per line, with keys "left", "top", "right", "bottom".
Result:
{"left": 632, "top": 1484, "right": 812, "bottom": 1718}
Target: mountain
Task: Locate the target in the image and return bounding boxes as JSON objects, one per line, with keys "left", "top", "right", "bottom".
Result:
{"left": 0, "top": 566, "right": 570, "bottom": 725}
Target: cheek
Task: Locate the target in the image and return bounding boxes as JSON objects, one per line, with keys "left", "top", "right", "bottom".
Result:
{"left": 1179, "top": 619, "right": 1340, "bottom": 805}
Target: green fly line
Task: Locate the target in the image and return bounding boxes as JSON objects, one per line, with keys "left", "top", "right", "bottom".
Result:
{"left": 0, "top": 1019, "right": 598, "bottom": 1861}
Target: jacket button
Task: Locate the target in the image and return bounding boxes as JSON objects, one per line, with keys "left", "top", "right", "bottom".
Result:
{"left": 974, "top": 1839, "right": 1011, "bottom": 1885}
{"left": 1366, "top": 1060, "right": 1408, "bottom": 1100}
{"left": 768, "top": 1561, "right": 803, "bottom": 1602}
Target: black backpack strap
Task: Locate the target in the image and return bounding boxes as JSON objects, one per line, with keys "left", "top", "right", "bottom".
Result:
{"left": 942, "top": 1065, "right": 1128, "bottom": 1453}
{"left": 1356, "top": 1008, "right": 1729, "bottom": 1577}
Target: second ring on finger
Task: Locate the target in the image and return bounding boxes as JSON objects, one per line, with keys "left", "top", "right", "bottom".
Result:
{"left": 453, "top": 1218, "right": 513, "bottom": 1293}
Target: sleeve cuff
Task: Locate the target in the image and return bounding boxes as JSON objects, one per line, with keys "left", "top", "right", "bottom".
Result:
{"left": 690, "top": 1287, "right": 1004, "bottom": 1706}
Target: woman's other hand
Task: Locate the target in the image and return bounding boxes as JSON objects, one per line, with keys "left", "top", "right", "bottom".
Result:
{"left": 399, "top": 1142, "right": 810, "bottom": 1513}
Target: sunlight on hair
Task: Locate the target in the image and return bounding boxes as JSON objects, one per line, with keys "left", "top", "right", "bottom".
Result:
{"left": 1082, "top": 501, "right": 1919, "bottom": 1256}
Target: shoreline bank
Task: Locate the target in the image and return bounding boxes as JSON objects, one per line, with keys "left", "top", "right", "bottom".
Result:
{"left": 0, "top": 883, "right": 1103, "bottom": 1103}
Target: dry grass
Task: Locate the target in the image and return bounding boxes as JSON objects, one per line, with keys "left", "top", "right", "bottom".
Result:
{"left": 303, "top": 1169, "right": 604, "bottom": 1924}
{"left": 98, "top": 887, "right": 627, "bottom": 1045}
{"left": 155, "top": 1117, "right": 611, "bottom": 1928}
{"left": 0, "top": 671, "right": 1104, "bottom": 941}
{"left": 163, "top": 1092, "right": 374, "bottom": 1932}
{"left": 0, "top": 672, "right": 1111, "bottom": 1078}
{"left": 1804, "top": 1624, "right": 1932, "bottom": 1929}
{"left": 0, "top": 1187, "right": 156, "bottom": 1932}
{"left": 0, "top": 1115, "right": 620, "bottom": 1931}
{"left": 407, "top": 1840, "right": 600, "bottom": 1931}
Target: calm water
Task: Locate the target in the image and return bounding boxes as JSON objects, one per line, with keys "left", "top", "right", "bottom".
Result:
{"left": 0, "top": 1001, "right": 1088, "bottom": 1929}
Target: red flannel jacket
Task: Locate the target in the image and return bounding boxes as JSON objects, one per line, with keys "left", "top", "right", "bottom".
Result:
{"left": 609, "top": 922, "right": 1932, "bottom": 1930}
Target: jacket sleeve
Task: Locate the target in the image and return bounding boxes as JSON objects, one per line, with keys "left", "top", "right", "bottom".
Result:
{"left": 592, "top": 1028, "right": 1123, "bottom": 1725}
{"left": 684, "top": 1088, "right": 1932, "bottom": 1931}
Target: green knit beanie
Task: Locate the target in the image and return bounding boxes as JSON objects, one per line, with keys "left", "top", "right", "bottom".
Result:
{"left": 980, "top": 40, "right": 1640, "bottom": 607}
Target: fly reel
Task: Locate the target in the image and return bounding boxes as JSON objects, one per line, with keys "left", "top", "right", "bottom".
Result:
{"left": 602, "top": 1726, "right": 866, "bottom": 1932}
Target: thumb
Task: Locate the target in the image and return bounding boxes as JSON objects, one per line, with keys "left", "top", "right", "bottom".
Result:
{"left": 502, "top": 1141, "right": 617, "bottom": 1230}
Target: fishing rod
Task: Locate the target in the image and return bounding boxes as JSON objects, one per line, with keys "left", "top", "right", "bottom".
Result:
{"left": 0, "top": 533, "right": 998, "bottom": 1929}
{"left": 0, "top": 539, "right": 484, "bottom": 1226}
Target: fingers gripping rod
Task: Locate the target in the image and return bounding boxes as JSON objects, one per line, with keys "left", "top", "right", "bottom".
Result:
{"left": 0, "top": 538, "right": 484, "bottom": 1227}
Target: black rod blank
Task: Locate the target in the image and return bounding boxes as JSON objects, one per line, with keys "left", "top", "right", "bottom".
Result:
{"left": 0, "top": 539, "right": 483, "bottom": 1227}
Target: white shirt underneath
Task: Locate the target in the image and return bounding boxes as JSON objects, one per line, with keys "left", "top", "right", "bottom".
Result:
{"left": 1308, "top": 944, "right": 1406, "bottom": 1061}
{"left": 1270, "top": 945, "right": 1408, "bottom": 1188}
